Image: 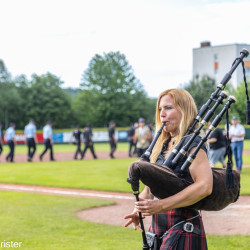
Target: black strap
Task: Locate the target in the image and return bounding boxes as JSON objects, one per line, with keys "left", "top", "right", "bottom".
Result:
{"left": 160, "top": 212, "right": 201, "bottom": 239}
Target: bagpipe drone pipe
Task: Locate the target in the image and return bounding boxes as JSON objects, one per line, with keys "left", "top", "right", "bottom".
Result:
{"left": 127, "top": 48, "right": 249, "bottom": 214}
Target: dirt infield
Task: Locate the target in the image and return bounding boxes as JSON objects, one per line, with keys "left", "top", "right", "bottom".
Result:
{"left": 1, "top": 148, "right": 250, "bottom": 164}
{"left": 0, "top": 183, "right": 249, "bottom": 235}
{"left": 0, "top": 151, "right": 129, "bottom": 163}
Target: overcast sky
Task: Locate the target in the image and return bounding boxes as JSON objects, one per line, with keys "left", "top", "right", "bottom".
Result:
{"left": 0, "top": 0, "right": 250, "bottom": 97}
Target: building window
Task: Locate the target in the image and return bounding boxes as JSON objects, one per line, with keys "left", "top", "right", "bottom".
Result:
{"left": 214, "top": 61, "right": 219, "bottom": 74}
{"left": 214, "top": 54, "right": 218, "bottom": 74}
{"left": 244, "top": 60, "right": 250, "bottom": 75}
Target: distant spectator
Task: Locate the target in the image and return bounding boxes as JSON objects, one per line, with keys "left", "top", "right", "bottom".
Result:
{"left": 108, "top": 121, "right": 117, "bottom": 159}
{"left": 207, "top": 122, "right": 227, "bottom": 168}
{"left": 0, "top": 123, "right": 3, "bottom": 158}
{"left": 5, "top": 122, "right": 16, "bottom": 162}
{"left": 71, "top": 125, "right": 82, "bottom": 160}
{"left": 127, "top": 123, "right": 136, "bottom": 157}
{"left": 40, "top": 121, "right": 55, "bottom": 161}
{"left": 229, "top": 116, "right": 245, "bottom": 172}
{"left": 147, "top": 121, "right": 154, "bottom": 144}
{"left": 133, "top": 122, "right": 139, "bottom": 155}
{"left": 134, "top": 118, "right": 152, "bottom": 157}
{"left": 81, "top": 123, "right": 97, "bottom": 159}
{"left": 24, "top": 119, "right": 38, "bottom": 162}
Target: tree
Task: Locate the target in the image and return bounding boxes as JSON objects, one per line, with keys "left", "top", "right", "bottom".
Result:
{"left": 183, "top": 75, "right": 217, "bottom": 110}
{"left": 18, "top": 73, "right": 75, "bottom": 129}
{"left": 183, "top": 75, "right": 236, "bottom": 125}
{"left": 78, "top": 51, "right": 155, "bottom": 126}
{"left": 0, "top": 60, "right": 23, "bottom": 129}
{"left": 230, "top": 81, "right": 250, "bottom": 124}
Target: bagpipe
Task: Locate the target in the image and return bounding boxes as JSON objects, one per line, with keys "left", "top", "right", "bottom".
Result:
{"left": 127, "top": 49, "right": 249, "bottom": 249}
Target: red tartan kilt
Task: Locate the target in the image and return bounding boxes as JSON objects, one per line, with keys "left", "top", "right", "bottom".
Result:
{"left": 149, "top": 208, "right": 208, "bottom": 250}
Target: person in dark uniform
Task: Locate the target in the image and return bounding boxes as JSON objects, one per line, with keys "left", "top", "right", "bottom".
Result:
{"left": 5, "top": 122, "right": 16, "bottom": 162}
{"left": 71, "top": 125, "right": 82, "bottom": 160}
{"left": 108, "top": 121, "right": 117, "bottom": 159}
{"left": 81, "top": 123, "right": 97, "bottom": 159}
{"left": 0, "top": 123, "right": 3, "bottom": 159}
{"left": 39, "top": 121, "right": 55, "bottom": 161}
{"left": 207, "top": 122, "right": 227, "bottom": 168}
{"left": 127, "top": 123, "right": 136, "bottom": 157}
{"left": 24, "top": 119, "right": 38, "bottom": 162}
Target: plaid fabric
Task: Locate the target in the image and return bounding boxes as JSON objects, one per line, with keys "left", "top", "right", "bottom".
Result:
{"left": 149, "top": 208, "right": 207, "bottom": 250}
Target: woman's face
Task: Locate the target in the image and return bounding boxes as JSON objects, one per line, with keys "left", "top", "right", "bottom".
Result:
{"left": 159, "top": 94, "right": 182, "bottom": 136}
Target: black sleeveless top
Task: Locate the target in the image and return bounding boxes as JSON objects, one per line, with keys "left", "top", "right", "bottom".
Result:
{"left": 155, "top": 135, "right": 207, "bottom": 183}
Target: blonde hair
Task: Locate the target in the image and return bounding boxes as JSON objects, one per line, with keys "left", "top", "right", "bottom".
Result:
{"left": 150, "top": 89, "right": 198, "bottom": 163}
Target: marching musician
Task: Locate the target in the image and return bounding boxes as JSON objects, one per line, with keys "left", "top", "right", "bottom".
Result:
{"left": 124, "top": 89, "right": 213, "bottom": 249}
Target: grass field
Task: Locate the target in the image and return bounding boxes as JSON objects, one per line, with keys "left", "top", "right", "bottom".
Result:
{"left": 0, "top": 141, "right": 249, "bottom": 249}
{"left": 0, "top": 159, "right": 136, "bottom": 192}
{"left": 0, "top": 191, "right": 143, "bottom": 250}
{"left": 0, "top": 158, "right": 249, "bottom": 195}
{"left": 0, "top": 191, "right": 249, "bottom": 250}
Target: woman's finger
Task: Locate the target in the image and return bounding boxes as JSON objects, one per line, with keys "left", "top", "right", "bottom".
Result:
{"left": 124, "top": 213, "right": 133, "bottom": 219}
{"left": 124, "top": 219, "right": 133, "bottom": 227}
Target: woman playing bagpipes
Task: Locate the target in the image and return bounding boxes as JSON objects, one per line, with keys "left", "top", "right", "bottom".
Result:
{"left": 124, "top": 89, "right": 212, "bottom": 249}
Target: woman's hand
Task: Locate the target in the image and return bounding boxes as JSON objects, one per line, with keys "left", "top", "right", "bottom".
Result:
{"left": 124, "top": 211, "right": 144, "bottom": 231}
{"left": 135, "top": 199, "right": 163, "bottom": 216}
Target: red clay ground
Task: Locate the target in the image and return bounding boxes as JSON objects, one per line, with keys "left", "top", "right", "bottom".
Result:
{"left": 0, "top": 150, "right": 130, "bottom": 163}
{"left": 0, "top": 150, "right": 249, "bottom": 235}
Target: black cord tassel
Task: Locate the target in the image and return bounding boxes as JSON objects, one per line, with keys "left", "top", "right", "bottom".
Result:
{"left": 225, "top": 109, "right": 235, "bottom": 189}
{"left": 246, "top": 100, "right": 250, "bottom": 125}
{"left": 226, "top": 161, "right": 235, "bottom": 189}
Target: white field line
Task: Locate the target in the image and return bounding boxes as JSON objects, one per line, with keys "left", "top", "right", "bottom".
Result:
{"left": 0, "top": 184, "right": 133, "bottom": 200}
{"left": 1, "top": 184, "right": 249, "bottom": 207}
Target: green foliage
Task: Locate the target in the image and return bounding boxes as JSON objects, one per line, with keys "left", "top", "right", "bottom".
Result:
{"left": 183, "top": 75, "right": 235, "bottom": 124}
{"left": 17, "top": 73, "right": 75, "bottom": 129}
{"left": 230, "top": 81, "right": 250, "bottom": 123}
{"left": 0, "top": 60, "right": 23, "bottom": 129}
{"left": 183, "top": 75, "right": 217, "bottom": 110}
{"left": 77, "top": 51, "right": 155, "bottom": 126}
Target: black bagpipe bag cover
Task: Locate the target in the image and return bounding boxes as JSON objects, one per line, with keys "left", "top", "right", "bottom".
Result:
{"left": 128, "top": 160, "right": 240, "bottom": 211}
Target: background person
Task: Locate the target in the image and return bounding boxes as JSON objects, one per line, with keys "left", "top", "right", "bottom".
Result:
{"left": 134, "top": 118, "right": 152, "bottom": 157}
{"left": 108, "top": 121, "right": 117, "bottom": 159}
{"left": 147, "top": 121, "right": 154, "bottom": 144}
{"left": 124, "top": 89, "right": 212, "bottom": 249}
{"left": 24, "top": 119, "right": 38, "bottom": 162}
{"left": 5, "top": 123, "right": 16, "bottom": 162}
{"left": 71, "top": 125, "right": 82, "bottom": 160}
{"left": 127, "top": 123, "right": 136, "bottom": 157}
{"left": 39, "top": 121, "right": 55, "bottom": 161}
{"left": 81, "top": 123, "right": 97, "bottom": 159}
{"left": 0, "top": 123, "right": 3, "bottom": 159}
{"left": 229, "top": 116, "right": 245, "bottom": 172}
{"left": 207, "top": 122, "right": 227, "bottom": 168}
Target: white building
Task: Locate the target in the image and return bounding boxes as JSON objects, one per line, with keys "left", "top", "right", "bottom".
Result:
{"left": 193, "top": 42, "right": 250, "bottom": 88}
